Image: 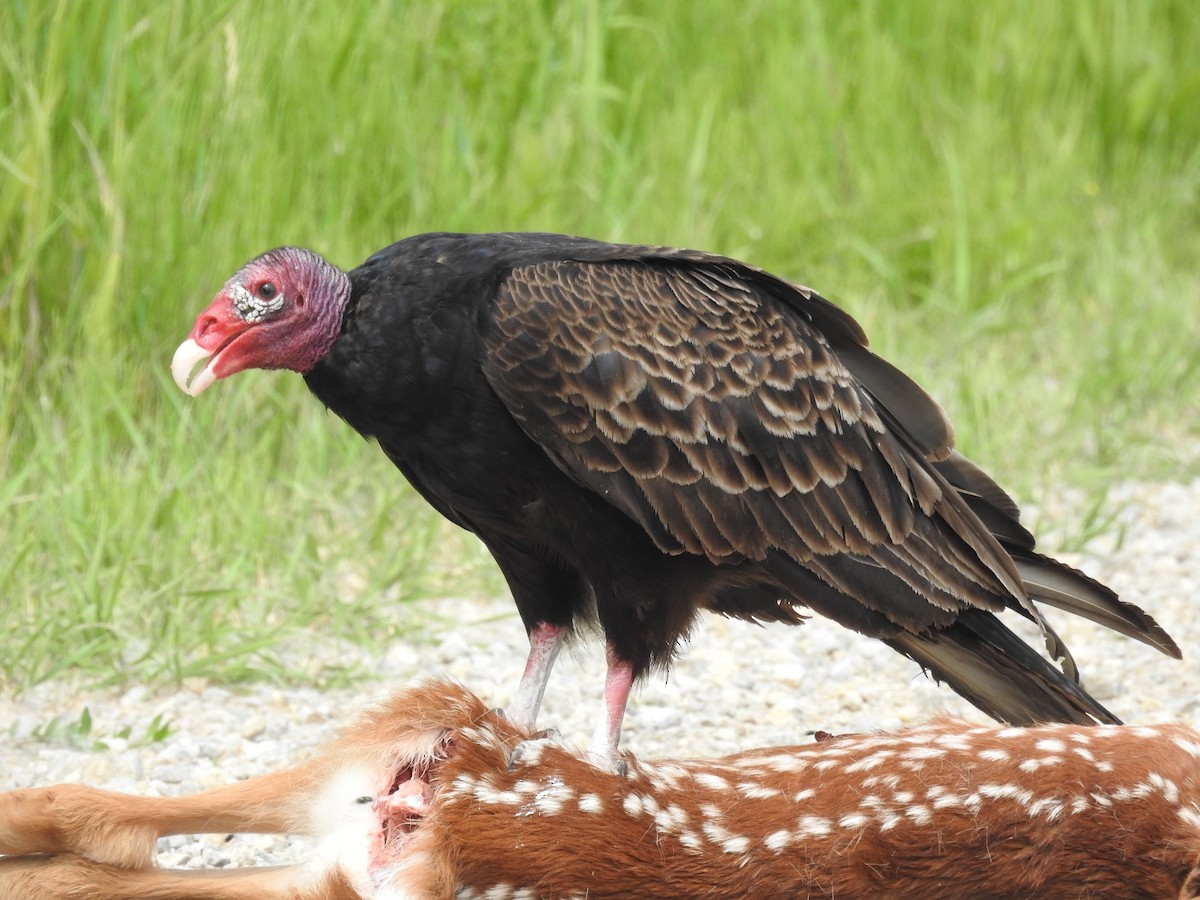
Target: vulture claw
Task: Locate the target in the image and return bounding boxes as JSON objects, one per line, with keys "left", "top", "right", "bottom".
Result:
{"left": 507, "top": 729, "right": 563, "bottom": 771}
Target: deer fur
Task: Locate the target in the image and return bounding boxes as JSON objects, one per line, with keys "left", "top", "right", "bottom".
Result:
{"left": 2, "top": 678, "right": 1200, "bottom": 899}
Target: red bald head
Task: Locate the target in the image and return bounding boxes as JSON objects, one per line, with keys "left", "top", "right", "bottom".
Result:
{"left": 173, "top": 247, "right": 351, "bottom": 395}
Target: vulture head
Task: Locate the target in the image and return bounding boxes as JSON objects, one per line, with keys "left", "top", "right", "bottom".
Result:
{"left": 172, "top": 247, "right": 350, "bottom": 395}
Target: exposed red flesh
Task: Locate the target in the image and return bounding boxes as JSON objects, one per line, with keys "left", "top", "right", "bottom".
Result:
{"left": 373, "top": 760, "right": 435, "bottom": 867}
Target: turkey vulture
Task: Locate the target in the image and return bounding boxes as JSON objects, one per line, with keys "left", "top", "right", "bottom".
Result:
{"left": 173, "top": 232, "right": 1177, "bottom": 757}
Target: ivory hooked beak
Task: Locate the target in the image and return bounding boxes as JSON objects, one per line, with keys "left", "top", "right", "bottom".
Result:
{"left": 171, "top": 339, "right": 217, "bottom": 396}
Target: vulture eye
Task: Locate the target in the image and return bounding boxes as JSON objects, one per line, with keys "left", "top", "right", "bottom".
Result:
{"left": 257, "top": 282, "right": 278, "bottom": 300}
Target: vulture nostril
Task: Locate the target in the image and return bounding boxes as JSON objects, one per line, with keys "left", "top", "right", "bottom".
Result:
{"left": 195, "top": 314, "right": 218, "bottom": 341}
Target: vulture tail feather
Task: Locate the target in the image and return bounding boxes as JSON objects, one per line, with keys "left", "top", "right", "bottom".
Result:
{"left": 1014, "top": 552, "right": 1181, "bottom": 659}
{"left": 886, "top": 609, "right": 1121, "bottom": 726}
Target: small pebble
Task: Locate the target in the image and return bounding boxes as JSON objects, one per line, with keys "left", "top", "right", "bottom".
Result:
{"left": 239, "top": 716, "right": 267, "bottom": 740}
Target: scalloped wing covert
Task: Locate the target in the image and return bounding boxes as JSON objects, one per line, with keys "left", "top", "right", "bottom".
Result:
{"left": 481, "top": 259, "right": 1032, "bottom": 630}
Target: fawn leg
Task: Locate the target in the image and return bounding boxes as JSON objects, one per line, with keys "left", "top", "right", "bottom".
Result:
{"left": 0, "top": 758, "right": 325, "bottom": 867}
{"left": 0, "top": 854, "right": 359, "bottom": 900}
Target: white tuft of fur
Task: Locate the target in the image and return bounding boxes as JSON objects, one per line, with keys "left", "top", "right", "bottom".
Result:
{"left": 303, "top": 762, "right": 389, "bottom": 897}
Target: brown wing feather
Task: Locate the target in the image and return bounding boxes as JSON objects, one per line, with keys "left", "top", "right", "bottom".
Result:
{"left": 481, "top": 258, "right": 1029, "bottom": 634}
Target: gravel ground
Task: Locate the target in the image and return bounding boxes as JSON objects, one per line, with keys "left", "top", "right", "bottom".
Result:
{"left": 2, "top": 477, "right": 1198, "bottom": 870}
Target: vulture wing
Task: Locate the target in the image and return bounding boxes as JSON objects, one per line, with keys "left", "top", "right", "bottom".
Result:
{"left": 481, "top": 255, "right": 1054, "bottom": 638}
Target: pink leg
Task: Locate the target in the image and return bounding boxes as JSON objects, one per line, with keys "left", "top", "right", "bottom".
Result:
{"left": 589, "top": 645, "right": 634, "bottom": 763}
{"left": 507, "top": 623, "right": 567, "bottom": 731}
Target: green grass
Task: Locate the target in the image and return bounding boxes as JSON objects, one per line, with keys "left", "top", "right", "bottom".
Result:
{"left": 2, "top": 0, "right": 1199, "bottom": 690}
